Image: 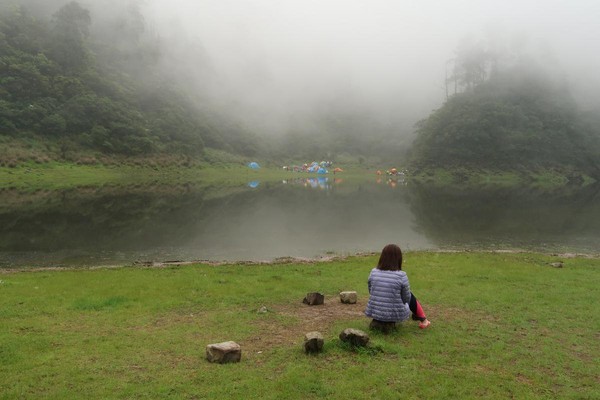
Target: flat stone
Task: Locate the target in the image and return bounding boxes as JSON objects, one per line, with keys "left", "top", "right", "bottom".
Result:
{"left": 549, "top": 262, "right": 563, "bottom": 268}
{"left": 303, "top": 292, "right": 324, "bottom": 305}
{"left": 369, "top": 319, "right": 396, "bottom": 334}
{"left": 339, "top": 291, "right": 357, "bottom": 304}
{"left": 206, "top": 341, "right": 242, "bottom": 364}
{"left": 339, "top": 328, "right": 370, "bottom": 347}
{"left": 303, "top": 331, "right": 324, "bottom": 353}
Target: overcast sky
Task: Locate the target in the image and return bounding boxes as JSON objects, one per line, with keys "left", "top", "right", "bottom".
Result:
{"left": 140, "top": 0, "right": 600, "bottom": 132}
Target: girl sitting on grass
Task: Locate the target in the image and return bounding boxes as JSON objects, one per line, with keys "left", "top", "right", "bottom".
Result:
{"left": 365, "top": 244, "right": 431, "bottom": 332}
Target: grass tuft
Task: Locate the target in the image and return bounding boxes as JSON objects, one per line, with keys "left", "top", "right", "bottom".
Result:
{"left": 72, "top": 296, "right": 129, "bottom": 311}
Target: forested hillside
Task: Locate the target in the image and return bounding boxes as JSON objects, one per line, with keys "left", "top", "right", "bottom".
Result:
{"left": 0, "top": 2, "right": 261, "bottom": 162}
{"left": 410, "top": 56, "right": 600, "bottom": 177}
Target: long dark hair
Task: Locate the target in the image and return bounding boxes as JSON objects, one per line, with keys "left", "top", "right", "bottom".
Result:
{"left": 377, "top": 244, "right": 403, "bottom": 271}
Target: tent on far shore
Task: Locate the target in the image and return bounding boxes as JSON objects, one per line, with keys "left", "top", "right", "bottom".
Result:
{"left": 248, "top": 162, "right": 260, "bottom": 169}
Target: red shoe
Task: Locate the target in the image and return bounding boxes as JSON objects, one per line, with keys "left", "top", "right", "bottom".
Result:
{"left": 419, "top": 319, "right": 431, "bottom": 329}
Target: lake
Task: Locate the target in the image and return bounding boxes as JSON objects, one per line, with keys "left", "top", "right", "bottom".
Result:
{"left": 1, "top": 177, "right": 599, "bottom": 268}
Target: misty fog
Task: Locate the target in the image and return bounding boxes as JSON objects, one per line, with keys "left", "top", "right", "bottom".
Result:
{"left": 141, "top": 0, "right": 600, "bottom": 135}
{"left": 5, "top": 0, "right": 600, "bottom": 141}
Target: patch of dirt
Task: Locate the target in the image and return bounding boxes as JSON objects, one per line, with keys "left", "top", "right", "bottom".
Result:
{"left": 244, "top": 295, "right": 365, "bottom": 353}
{"left": 242, "top": 300, "right": 492, "bottom": 354}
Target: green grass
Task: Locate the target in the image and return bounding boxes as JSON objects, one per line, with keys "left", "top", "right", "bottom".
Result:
{"left": 411, "top": 167, "right": 597, "bottom": 188}
{"left": 3, "top": 161, "right": 594, "bottom": 192}
{"left": 1, "top": 252, "right": 598, "bottom": 399}
{"left": 0, "top": 161, "right": 378, "bottom": 191}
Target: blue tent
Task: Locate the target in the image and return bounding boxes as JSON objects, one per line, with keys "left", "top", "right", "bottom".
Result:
{"left": 317, "top": 168, "right": 328, "bottom": 174}
{"left": 248, "top": 162, "right": 260, "bottom": 169}
{"left": 317, "top": 177, "right": 328, "bottom": 188}
{"left": 247, "top": 181, "right": 260, "bottom": 188}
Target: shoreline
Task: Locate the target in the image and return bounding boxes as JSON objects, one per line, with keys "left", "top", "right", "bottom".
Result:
{"left": 2, "top": 161, "right": 599, "bottom": 191}
{"left": 2, "top": 248, "right": 598, "bottom": 274}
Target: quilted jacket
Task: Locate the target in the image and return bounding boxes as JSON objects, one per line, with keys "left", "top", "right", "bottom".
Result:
{"left": 364, "top": 268, "right": 411, "bottom": 322}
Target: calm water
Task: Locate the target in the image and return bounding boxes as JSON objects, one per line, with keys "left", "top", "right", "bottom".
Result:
{"left": 1, "top": 177, "right": 599, "bottom": 268}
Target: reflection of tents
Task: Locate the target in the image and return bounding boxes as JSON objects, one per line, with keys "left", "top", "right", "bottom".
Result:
{"left": 248, "top": 162, "right": 260, "bottom": 169}
{"left": 247, "top": 181, "right": 260, "bottom": 188}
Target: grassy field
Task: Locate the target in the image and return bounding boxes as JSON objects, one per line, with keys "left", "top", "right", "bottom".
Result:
{"left": 2, "top": 161, "right": 596, "bottom": 193}
{"left": 1, "top": 252, "right": 598, "bottom": 399}
{"left": 0, "top": 161, "right": 380, "bottom": 191}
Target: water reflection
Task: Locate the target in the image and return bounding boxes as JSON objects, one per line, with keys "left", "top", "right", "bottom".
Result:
{"left": 385, "top": 177, "right": 407, "bottom": 188}
{"left": 0, "top": 180, "right": 598, "bottom": 268}
{"left": 283, "top": 177, "right": 331, "bottom": 189}
{"left": 406, "top": 183, "right": 600, "bottom": 251}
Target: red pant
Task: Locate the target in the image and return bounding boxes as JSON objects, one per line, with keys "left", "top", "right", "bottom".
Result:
{"left": 409, "top": 293, "right": 427, "bottom": 321}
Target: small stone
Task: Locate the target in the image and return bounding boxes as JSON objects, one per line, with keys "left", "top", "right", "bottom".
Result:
{"left": 303, "top": 292, "right": 324, "bottom": 305}
{"left": 339, "top": 328, "right": 370, "bottom": 347}
{"left": 303, "top": 331, "right": 324, "bottom": 353}
{"left": 549, "top": 262, "right": 563, "bottom": 268}
{"left": 369, "top": 319, "right": 396, "bottom": 334}
{"left": 257, "top": 306, "right": 268, "bottom": 313}
{"left": 206, "top": 341, "right": 242, "bottom": 364}
{"left": 339, "top": 291, "right": 357, "bottom": 304}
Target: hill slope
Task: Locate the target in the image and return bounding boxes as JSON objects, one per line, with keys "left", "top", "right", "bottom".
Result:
{"left": 409, "top": 66, "right": 600, "bottom": 178}
{"left": 0, "top": 3, "right": 261, "bottom": 162}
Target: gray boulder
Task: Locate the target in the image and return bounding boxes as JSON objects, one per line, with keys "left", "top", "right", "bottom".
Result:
{"left": 206, "top": 341, "right": 242, "bottom": 364}
{"left": 339, "top": 328, "right": 370, "bottom": 347}
{"left": 303, "top": 292, "right": 325, "bottom": 305}
{"left": 303, "top": 331, "right": 324, "bottom": 353}
{"left": 369, "top": 319, "right": 396, "bottom": 334}
{"left": 339, "top": 291, "right": 357, "bottom": 304}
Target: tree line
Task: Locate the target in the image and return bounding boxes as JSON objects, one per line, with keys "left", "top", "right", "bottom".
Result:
{"left": 0, "top": 2, "right": 262, "bottom": 159}
{"left": 410, "top": 39, "right": 600, "bottom": 178}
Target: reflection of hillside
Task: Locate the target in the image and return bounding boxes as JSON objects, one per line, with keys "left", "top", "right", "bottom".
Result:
{"left": 0, "top": 184, "right": 247, "bottom": 211}
{"left": 406, "top": 183, "right": 600, "bottom": 250}
{"left": 0, "top": 182, "right": 424, "bottom": 266}
{"left": 0, "top": 184, "right": 249, "bottom": 252}
{"left": 4, "top": 180, "right": 599, "bottom": 267}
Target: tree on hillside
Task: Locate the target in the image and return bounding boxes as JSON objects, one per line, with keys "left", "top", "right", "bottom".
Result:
{"left": 445, "top": 38, "right": 495, "bottom": 98}
{"left": 411, "top": 61, "right": 600, "bottom": 176}
{"left": 48, "top": 1, "right": 91, "bottom": 72}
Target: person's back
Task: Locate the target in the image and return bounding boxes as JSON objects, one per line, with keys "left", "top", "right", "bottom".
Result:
{"left": 365, "top": 268, "right": 411, "bottom": 322}
{"left": 364, "top": 244, "right": 431, "bottom": 330}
